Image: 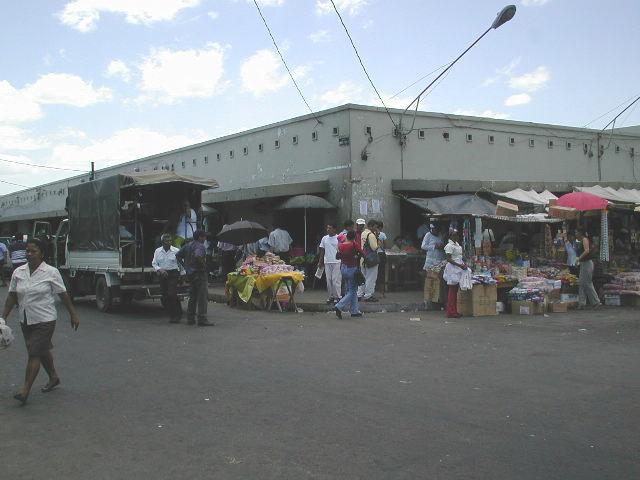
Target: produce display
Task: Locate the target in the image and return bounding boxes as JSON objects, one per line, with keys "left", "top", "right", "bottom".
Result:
{"left": 602, "top": 272, "right": 640, "bottom": 296}
{"left": 239, "top": 253, "right": 294, "bottom": 276}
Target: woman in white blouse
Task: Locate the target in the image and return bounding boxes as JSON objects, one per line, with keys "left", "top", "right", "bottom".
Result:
{"left": 2, "top": 238, "right": 80, "bottom": 405}
{"left": 442, "top": 229, "right": 467, "bottom": 318}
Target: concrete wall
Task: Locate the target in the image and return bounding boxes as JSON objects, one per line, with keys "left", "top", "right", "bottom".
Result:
{"left": 1, "top": 104, "right": 639, "bottom": 243}
{"left": 348, "top": 107, "right": 640, "bottom": 239}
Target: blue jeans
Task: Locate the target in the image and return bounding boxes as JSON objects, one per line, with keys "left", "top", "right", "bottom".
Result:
{"left": 335, "top": 265, "right": 360, "bottom": 314}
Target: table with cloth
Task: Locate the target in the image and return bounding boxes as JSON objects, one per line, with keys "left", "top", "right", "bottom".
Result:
{"left": 226, "top": 271, "right": 305, "bottom": 311}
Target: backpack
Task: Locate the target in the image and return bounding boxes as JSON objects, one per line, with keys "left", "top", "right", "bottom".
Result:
{"left": 363, "top": 233, "right": 380, "bottom": 268}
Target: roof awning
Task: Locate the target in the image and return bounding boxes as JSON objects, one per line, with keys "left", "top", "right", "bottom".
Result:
{"left": 494, "top": 188, "right": 558, "bottom": 205}
{"left": 392, "top": 179, "right": 640, "bottom": 194}
{"left": 405, "top": 194, "right": 497, "bottom": 216}
{"left": 574, "top": 185, "right": 640, "bottom": 204}
{"left": 479, "top": 213, "right": 562, "bottom": 223}
{"left": 0, "top": 209, "right": 67, "bottom": 222}
{"left": 122, "top": 172, "right": 219, "bottom": 189}
{"left": 202, "top": 180, "right": 330, "bottom": 204}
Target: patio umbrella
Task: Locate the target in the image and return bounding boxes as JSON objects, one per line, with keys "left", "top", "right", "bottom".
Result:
{"left": 276, "top": 195, "right": 335, "bottom": 251}
{"left": 216, "top": 220, "right": 268, "bottom": 246}
{"left": 556, "top": 192, "right": 608, "bottom": 211}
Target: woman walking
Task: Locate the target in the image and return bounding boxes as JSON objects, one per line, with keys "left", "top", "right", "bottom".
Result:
{"left": 442, "top": 229, "right": 467, "bottom": 318}
{"left": 334, "top": 230, "right": 363, "bottom": 318}
{"left": 2, "top": 238, "right": 80, "bottom": 405}
{"left": 575, "top": 229, "right": 601, "bottom": 309}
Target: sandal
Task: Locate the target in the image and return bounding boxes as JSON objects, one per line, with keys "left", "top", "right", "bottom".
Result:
{"left": 13, "top": 392, "right": 28, "bottom": 405}
{"left": 41, "top": 378, "right": 60, "bottom": 393}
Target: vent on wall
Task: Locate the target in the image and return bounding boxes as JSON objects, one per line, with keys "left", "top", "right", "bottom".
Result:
{"left": 466, "top": 133, "right": 473, "bottom": 142}
{"left": 443, "top": 132, "right": 450, "bottom": 141}
{"left": 332, "top": 127, "right": 339, "bottom": 136}
{"left": 529, "top": 138, "right": 535, "bottom": 148}
{"left": 488, "top": 135, "right": 495, "bottom": 144}
{"left": 509, "top": 137, "right": 515, "bottom": 146}
{"left": 312, "top": 131, "right": 318, "bottom": 141}
{"left": 418, "top": 130, "right": 425, "bottom": 139}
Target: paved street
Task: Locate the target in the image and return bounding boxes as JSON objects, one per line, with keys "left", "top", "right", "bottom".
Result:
{"left": 1, "top": 292, "right": 639, "bottom": 480}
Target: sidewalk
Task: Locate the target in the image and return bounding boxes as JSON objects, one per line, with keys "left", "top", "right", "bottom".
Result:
{"left": 208, "top": 282, "right": 428, "bottom": 313}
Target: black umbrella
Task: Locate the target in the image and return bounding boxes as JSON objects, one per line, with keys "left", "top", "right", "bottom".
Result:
{"left": 216, "top": 220, "right": 268, "bottom": 246}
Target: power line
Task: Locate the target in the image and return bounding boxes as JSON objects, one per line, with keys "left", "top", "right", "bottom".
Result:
{"left": 329, "top": 0, "right": 397, "bottom": 129}
{"left": 0, "top": 178, "right": 30, "bottom": 188}
{"left": 582, "top": 95, "right": 639, "bottom": 128}
{"left": 251, "top": 0, "right": 322, "bottom": 124}
{"left": 0, "top": 157, "right": 86, "bottom": 172}
{"left": 389, "top": 62, "right": 452, "bottom": 100}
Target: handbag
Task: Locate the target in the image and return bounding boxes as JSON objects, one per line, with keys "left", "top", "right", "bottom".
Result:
{"left": 363, "top": 233, "right": 380, "bottom": 268}
{"left": 355, "top": 268, "right": 366, "bottom": 286}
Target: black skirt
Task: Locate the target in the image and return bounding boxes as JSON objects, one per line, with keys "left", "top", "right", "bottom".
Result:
{"left": 21, "top": 320, "right": 56, "bottom": 357}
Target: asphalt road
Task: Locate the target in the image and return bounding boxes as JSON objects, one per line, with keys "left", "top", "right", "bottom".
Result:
{"left": 1, "top": 293, "right": 639, "bottom": 480}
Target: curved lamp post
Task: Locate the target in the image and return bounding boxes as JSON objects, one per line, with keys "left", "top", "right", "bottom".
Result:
{"left": 399, "top": 5, "right": 517, "bottom": 131}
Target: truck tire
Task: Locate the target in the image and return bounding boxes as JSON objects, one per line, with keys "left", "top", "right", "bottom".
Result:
{"left": 95, "top": 277, "right": 113, "bottom": 313}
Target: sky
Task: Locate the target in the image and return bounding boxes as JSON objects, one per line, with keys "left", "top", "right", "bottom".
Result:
{"left": 1, "top": 0, "right": 639, "bottom": 195}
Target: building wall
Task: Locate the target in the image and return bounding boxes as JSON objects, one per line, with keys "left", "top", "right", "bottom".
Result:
{"left": 348, "top": 107, "right": 640, "bottom": 239}
{"left": 1, "top": 104, "right": 639, "bottom": 243}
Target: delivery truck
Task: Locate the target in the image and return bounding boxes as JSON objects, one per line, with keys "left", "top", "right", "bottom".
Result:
{"left": 53, "top": 172, "right": 218, "bottom": 312}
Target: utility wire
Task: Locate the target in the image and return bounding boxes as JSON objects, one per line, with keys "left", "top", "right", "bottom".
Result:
{"left": 389, "top": 62, "right": 452, "bottom": 100}
{"left": 329, "top": 0, "right": 397, "bottom": 129}
{"left": 0, "top": 178, "right": 30, "bottom": 188}
{"left": 251, "top": 0, "right": 322, "bottom": 124}
{"left": 0, "top": 157, "right": 86, "bottom": 172}
{"left": 582, "top": 95, "right": 639, "bottom": 128}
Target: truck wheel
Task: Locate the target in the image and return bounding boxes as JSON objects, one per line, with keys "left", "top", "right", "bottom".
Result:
{"left": 62, "top": 273, "right": 75, "bottom": 303}
{"left": 95, "top": 277, "right": 113, "bottom": 312}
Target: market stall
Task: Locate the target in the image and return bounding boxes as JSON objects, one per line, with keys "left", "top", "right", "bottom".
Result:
{"left": 225, "top": 252, "right": 305, "bottom": 311}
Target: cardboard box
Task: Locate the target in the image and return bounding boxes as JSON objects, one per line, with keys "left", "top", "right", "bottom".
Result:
{"left": 457, "top": 284, "right": 498, "bottom": 317}
{"left": 604, "top": 295, "right": 621, "bottom": 306}
{"left": 546, "top": 289, "right": 561, "bottom": 301}
{"left": 621, "top": 295, "right": 640, "bottom": 307}
{"left": 549, "top": 301, "right": 568, "bottom": 313}
{"left": 496, "top": 200, "right": 518, "bottom": 217}
{"left": 549, "top": 205, "right": 578, "bottom": 220}
{"left": 511, "top": 300, "right": 545, "bottom": 315}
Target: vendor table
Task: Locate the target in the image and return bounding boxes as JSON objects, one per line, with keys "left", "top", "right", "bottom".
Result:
{"left": 226, "top": 271, "right": 305, "bottom": 311}
{"left": 382, "top": 252, "right": 426, "bottom": 294}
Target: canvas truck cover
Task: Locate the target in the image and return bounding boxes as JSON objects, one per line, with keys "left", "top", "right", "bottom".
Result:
{"left": 67, "top": 172, "right": 218, "bottom": 251}
{"left": 68, "top": 175, "right": 123, "bottom": 251}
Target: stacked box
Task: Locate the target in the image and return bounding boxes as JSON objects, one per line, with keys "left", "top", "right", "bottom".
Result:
{"left": 457, "top": 284, "right": 498, "bottom": 317}
{"left": 511, "top": 300, "right": 545, "bottom": 315}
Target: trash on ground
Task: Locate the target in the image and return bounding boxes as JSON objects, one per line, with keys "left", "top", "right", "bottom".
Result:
{"left": 409, "top": 317, "right": 421, "bottom": 322}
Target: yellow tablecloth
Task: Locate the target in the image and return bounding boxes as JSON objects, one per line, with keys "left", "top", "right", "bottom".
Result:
{"left": 226, "top": 271, "right": 305, "bottom": 304}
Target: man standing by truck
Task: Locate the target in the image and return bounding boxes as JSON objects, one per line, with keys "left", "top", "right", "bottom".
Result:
{"left": 176, "top": 230, "right": 213, "bottom": 326}
{"left": 152, "top": 234, "right": 184, "bottom": 323}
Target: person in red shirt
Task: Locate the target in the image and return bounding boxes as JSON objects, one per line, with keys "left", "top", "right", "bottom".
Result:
{"left": 334, "top": 230, "right": 364, "bottom": 318}
{"left": 337, "top": 219, "right": 354, "bottom": 243}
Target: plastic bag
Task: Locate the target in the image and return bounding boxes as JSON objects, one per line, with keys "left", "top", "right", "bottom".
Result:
{"left": 0, "top": 318, "right": 15, "bottom": 350}
{"left": 459, "top": 269, "right": 473, "bottom": 291}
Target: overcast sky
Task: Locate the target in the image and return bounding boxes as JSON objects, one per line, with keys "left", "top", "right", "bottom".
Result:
{"left": 1, "top": 0, "right": 639, "bottom": 194}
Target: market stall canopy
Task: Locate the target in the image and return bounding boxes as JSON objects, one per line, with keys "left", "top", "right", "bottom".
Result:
{"left": 494, "top": 188, "right": 558, "bottom": 205}
{"left": 217, "top": 220, "right": 267, "bottom": 246}
{"left": 556, "top": 191, "right": 608, "bottom": 211}
{"left": 121, "top": 172, "right": 219, "bottom": 190}
{"left": 406, "top": 194, "right": 496, "bottom": 216}
{"left": 275, "top": 194, "right": 335, "bottom": 210}
{"left": 479, "top": 213, "right": 562, "bottom": 223}
{"left": 574, "top": 185, "right": 640, "bottom": 204}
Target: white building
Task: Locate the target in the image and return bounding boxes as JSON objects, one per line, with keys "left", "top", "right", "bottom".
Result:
{"left": 1, "top": 104, "right": 639, "bottom": 245}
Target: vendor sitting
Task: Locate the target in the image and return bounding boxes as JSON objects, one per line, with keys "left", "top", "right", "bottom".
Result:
{"left": 391, "top": 234, "right": 412, "bottom": 252}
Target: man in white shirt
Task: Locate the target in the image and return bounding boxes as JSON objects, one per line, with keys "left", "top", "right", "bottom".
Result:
{"left": 318, "top": 223, "right": 341, "bottom": 303}
{"left": 175, "top": 200, "right": 198, "bottom": 247}
{"left": 268, "top": 224, "right": 293, "bottom": 264}
{"left": 152, "top": 234, "right": 185, "bottom": 323}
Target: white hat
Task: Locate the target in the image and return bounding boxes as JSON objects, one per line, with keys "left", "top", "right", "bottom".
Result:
{"left": 356, "top": 218, "right": 366, "bottom": 225}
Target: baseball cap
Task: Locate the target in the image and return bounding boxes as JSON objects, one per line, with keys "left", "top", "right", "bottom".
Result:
{"left": 356, "top": 218, "right": 366, "bottom": 225}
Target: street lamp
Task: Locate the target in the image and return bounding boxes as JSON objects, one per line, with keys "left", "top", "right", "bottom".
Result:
{"left": 399, "top": 5, "right": 517, "bottom": 132}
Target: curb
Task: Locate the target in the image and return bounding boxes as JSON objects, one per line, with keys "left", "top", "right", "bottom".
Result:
{"left": 208, "top": 291, "right": 428, "bottom": 313}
